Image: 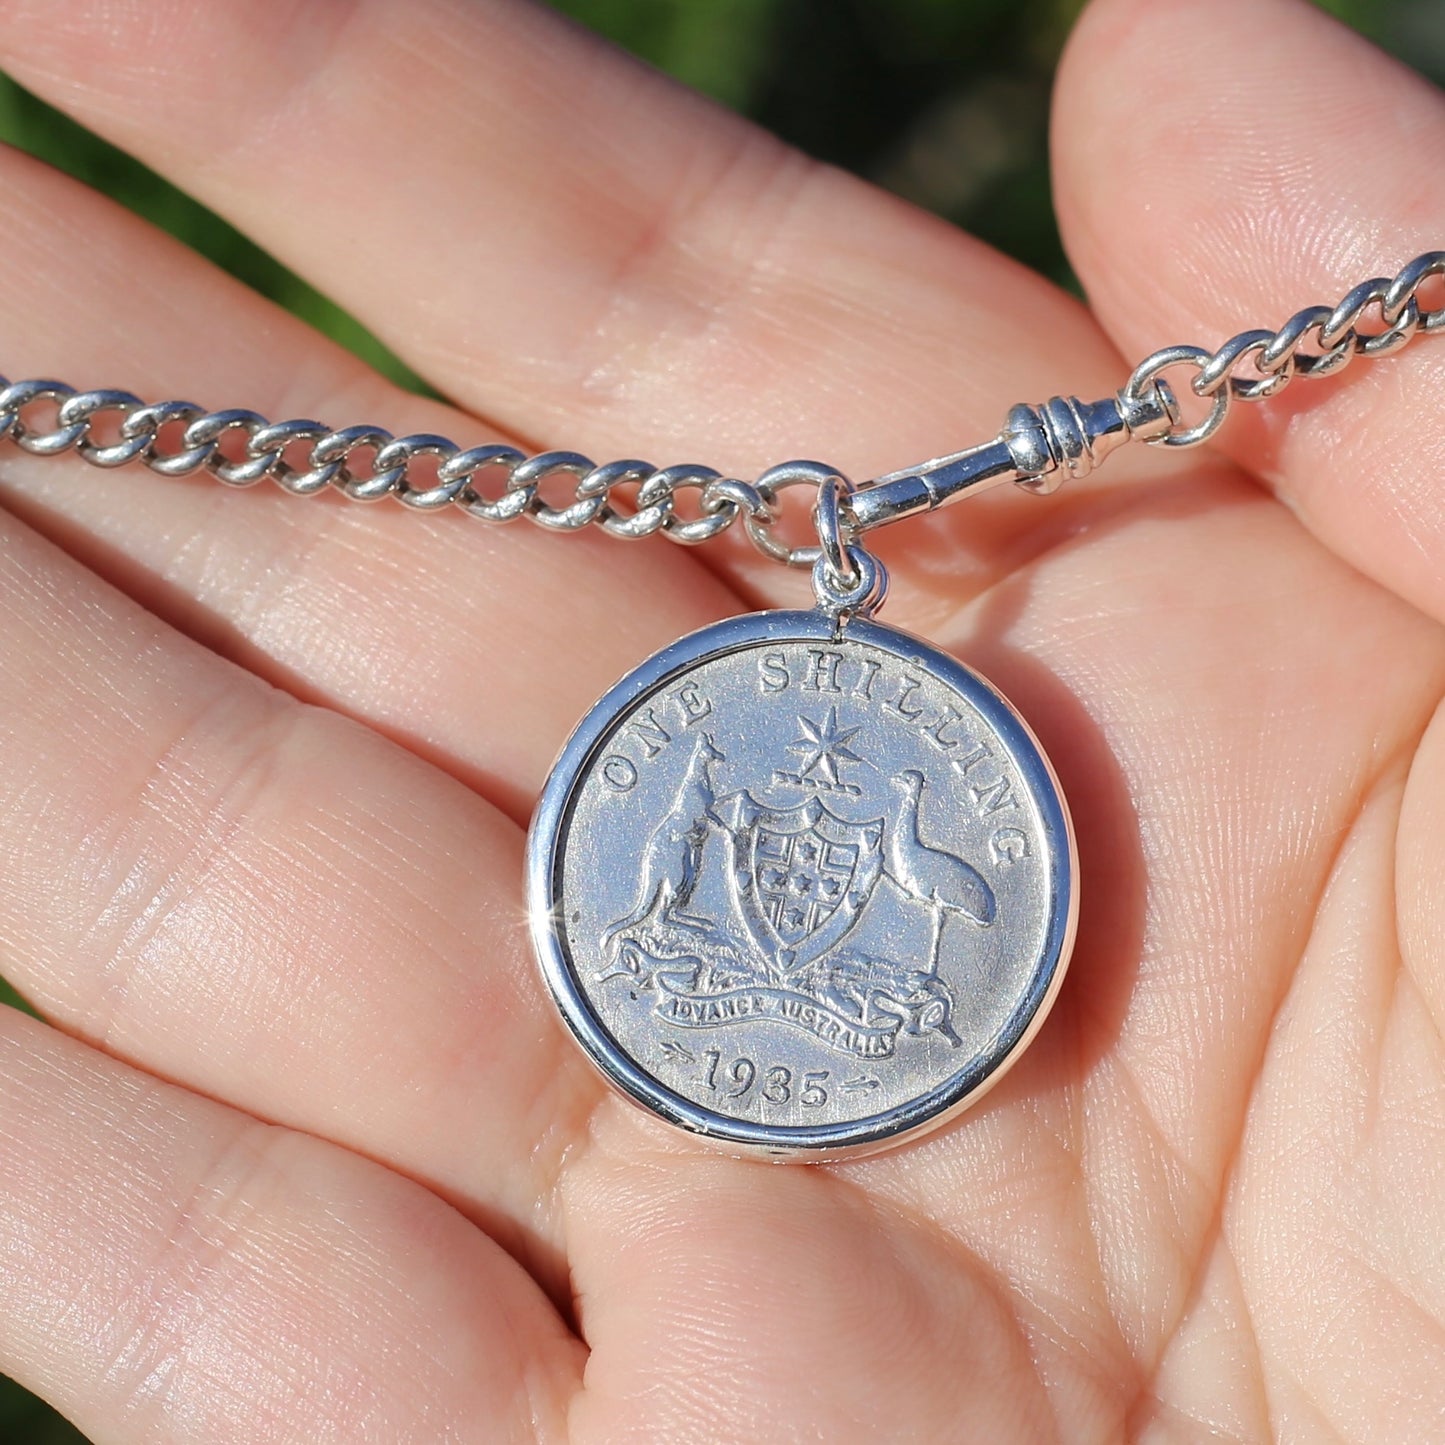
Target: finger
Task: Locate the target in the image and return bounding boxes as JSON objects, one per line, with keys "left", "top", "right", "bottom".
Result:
{"left": 1054, "top": 0, "right": 1445, "bottom": 624}
{"left": 0, "top": 0, "right": 1147, "bottom": 617}
{"left": 1230, "top": 769, "right": 1445, "bottom": 1440}
{"left": 0, "top": 142, "right": 736, "bottom": 820}
{"left": 563, "top": 1126, "right": 1060, "bottom": 1442}
{"left": 1400, "top": 697, "right": 1445, "bottom": 1048}
{"left": 0, "top": 507, "right": 599, "bottom": 1270}
{"left": 0, "top": 1008, "right": 582, "bottom": 1445}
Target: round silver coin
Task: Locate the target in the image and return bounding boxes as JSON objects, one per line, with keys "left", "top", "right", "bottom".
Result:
{"left": 527, "top": 609, "right": 1076, "bottom": 1160}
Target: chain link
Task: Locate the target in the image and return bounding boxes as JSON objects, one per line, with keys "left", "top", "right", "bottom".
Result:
{"left": 1123, "top": 250, "right": 1445, "bottom": 449}
{"left": 1, "top": 252, "right": 1441, "bottom": 558}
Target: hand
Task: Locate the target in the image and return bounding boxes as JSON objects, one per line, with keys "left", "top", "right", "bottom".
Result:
{"left": 1, "top": 1, "right": 1442, "bottom": 1439}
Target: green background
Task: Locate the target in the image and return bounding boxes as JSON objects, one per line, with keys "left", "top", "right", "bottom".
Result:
{"left": 0, "top": 0, "right": 1438, "bottom": 1438}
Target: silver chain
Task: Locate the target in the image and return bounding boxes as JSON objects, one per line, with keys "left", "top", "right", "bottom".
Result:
{"left": 1, "top": 252, "right": 1441, "bottom": 567}
{"left": 1123, "top": 249, "right": 1445, "bottom": 449}
{"left": 0, "top": 380, "right": 817, "bottom": 561}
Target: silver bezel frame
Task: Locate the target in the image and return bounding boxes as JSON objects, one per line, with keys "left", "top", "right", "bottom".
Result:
{"left": 527, "top": 609, "right": 1077, "bottom": 1161}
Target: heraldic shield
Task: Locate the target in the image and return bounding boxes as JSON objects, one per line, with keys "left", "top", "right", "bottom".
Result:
{"left": 724, "top": 793, "right": 884, "bottom": 977}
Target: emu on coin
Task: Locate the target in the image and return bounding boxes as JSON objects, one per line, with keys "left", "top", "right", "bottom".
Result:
{"left": 886, "top": 769, "right": 995, "bottom": 973}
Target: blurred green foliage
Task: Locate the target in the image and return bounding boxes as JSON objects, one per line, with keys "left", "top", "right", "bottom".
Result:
{"left": 0, "top": 0, "right": 1438, "bottom": 1438}
{"left": 0, "top": 1386, "right": 89, "bottom": 1445}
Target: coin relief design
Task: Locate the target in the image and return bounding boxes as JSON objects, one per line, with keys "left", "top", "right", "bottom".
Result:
{"left": 529, "top": 610, "right": 1076, "bottom": 1158}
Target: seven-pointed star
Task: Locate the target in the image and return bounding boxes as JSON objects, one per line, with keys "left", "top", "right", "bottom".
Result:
{"left": 787, "top": 707, "right": 864, "bottom": 788}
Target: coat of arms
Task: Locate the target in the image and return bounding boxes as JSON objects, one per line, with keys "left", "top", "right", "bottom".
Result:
{"left": 725, "top": 793, "right": 881, "bottom": 975}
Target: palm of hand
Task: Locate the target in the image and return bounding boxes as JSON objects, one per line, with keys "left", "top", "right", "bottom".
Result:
{"left": 0, "top": 1, "right": 1442, "bottom": 1441}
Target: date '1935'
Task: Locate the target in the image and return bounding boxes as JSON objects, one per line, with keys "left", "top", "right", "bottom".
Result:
{"left": 701, "top": 1051, "right": 830, "bottom": 1106}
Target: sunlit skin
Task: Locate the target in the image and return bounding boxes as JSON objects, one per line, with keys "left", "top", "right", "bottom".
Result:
{"left": 0, "top": 0, "right": 1443, "bottom": 1439}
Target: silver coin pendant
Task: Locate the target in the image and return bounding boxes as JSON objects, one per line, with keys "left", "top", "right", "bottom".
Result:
{"left": 528, "top": 608, "right": 1076, "bottom": 1160}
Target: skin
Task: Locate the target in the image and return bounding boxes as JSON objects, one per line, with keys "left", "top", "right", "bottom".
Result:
{"left": 0, "top": 0, "right": 1442, "bottom": 1438}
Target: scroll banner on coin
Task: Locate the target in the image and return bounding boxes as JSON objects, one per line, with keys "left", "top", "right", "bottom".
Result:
{"left": 654, "top": 971, "right": 901, "bottom": 1059}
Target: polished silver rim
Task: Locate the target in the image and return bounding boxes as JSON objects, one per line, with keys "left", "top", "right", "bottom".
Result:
{"left": 527, "top": 609, "right": 1078, "bottom": 1158}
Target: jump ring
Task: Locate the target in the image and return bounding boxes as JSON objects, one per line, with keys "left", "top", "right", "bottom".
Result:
{"left": 813, "top": 474, "right": 857, "bottom": 589}
{"left": 1124, "top": 345, "right": 1231, "bottom": 448}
